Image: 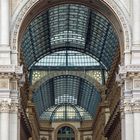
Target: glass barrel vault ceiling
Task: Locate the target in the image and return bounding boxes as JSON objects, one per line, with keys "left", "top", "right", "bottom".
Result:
{"left": 33, "top": 75, "right": 101, "bottom": 121}
{"left": 21, "top": 3, "right": 119, "bottom": 121}
{"left": 40, "top": 104, "right": 92, "bottom": 121}
{"left": 34, "top": 50, "right": 100, "bottom": 67}
{"left": 21, "top": 4, "right": 119, "bottom": 70}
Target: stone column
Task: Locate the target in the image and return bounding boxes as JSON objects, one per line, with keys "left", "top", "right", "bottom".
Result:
{"left": 9, "top": 101, "right": 19, "bottom": 140}
{"left": 132, "top": 79, "right": 140, "bottom": 140}
{"left": 119, "top": 66, "right": 140, "bottom": 140}
{"left": 133, "top": 101, "right": 140, "bottom": 140}
{"left": 121, "top": 112, "right": 125, "bottom": 140}
{"left": 0, "top": 99, "right": 20, "bottom": 140}
{"left": 132, "top": 0, "right": 140, "bottom": 46}
{"left": 119, "top": 67, "right": 134, "bottom": 140}
{"left": 0, "top": 0, "right": 9, "bottom": 46}
{"left": 0, "top": 66, "right": 22, "bottom": 140}
{"left": 0, "top": 99, "right": 10, "bottom": 140}
{"left": 124, "top": 105, "right": 134, "bottom": 140}
{"left": 0, "top": 0, "right": 10, "bottom": 64}
{"left": 131, "top": 0, "right": 140, "bottom": 64}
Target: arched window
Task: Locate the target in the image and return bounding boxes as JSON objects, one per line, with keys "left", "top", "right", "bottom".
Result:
{"left": 57, "top": 126, "right": 75, "bottom": 140}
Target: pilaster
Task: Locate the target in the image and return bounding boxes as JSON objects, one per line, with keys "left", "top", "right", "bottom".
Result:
{"left": 119, "top": 65, "right": 140, "bottom": 140}
{"left": 132, "top": 0, "right": 140, "bottom": 46}
{"left": 0, "top": 0, "right": 11, "bottom": 65}
{"left": 0, "top": 65, "right": 23, "bottom": 140}
{"left": 0, "top": 99, "right": 20, "bottom": 140}
{"left": 131, "top": 0, "right": 140, "bottom": 66}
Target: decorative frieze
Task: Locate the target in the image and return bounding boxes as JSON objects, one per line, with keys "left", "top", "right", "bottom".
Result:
{"left": 117, "top": 65, "right": 140, "bottom": 92}
{"left": 119, "top": 65, "right": 140, "bottom": 76}
{"left": 0, "top": 65, "right": 22, "bottom": 74}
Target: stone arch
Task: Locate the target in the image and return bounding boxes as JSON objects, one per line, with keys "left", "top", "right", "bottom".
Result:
{"left": 54, "top": 123, "right": 78, "bottom": 140}
{"left": 11, "top": 0, "right": 131, "bottom": 65}
{"left": 32, "top": 71, "right": 104, "bottom": 93}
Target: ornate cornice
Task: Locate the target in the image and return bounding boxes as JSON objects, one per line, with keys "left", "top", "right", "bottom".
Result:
{"left": 116, "top": 65, "right": 140, "bottom": 88}
{"left": 119, "top": 65, "right": 140, "bottom": 78}
{"left": 0, "top": 65, "right": 23, "bottom": 79}
{"left": 0, "top": 65, "right": 22, "bottom": 74}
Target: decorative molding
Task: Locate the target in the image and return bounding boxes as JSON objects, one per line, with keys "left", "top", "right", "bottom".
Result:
{"left": 0, "top": 99, "right": 20, "bottom": 113}
{"left": 120, "top": 65, "right": 140, "bottom": 74}
{"left": 123, "top": 102, "right": 133, "bottom": 113}
{"left": 54, "top": 123, "right": 78, "bottom": 140}
{"left": 0, "top": 99, "right": 11, "bottom": 112}
{"left": 103, "top": 0, "right": 131, "bottom": 50}
{"left": 0, "top": 65, "right": 23, "bottom": 74}
{"left": 32, "top": 70, "right": 104, "bottom": 93}
{"left": 0, "top": 65, "right": 23, "bottom": 82}
{"left": 11, "top": 0, "right": 131, "bottom": 52}
{"left": 10, "top": 102, "right": 19, "bottom": 113}
{"left": 121, "top": 99, "right": 140, "bottom": 113}
{"left": 132, "top": 100, "right": 140, "bottom": 113}
{"left": 11, "top": 0, "right": 39, "bottom": 50}
{"left": 118, "top": 65, "right": 140, "bottom": 87}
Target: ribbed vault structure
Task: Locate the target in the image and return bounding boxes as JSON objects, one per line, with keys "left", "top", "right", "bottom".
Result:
{"left": 33, "top": 75, "right": 101, "bottom": 120}
{"left": 21, "top": 4, "right": 118, "bottom": 70}
{"left": 40, "top": 104, "right": 92, "bottom": 121}
{"left": 21, "top": 3, "right": 119, "bottom": 121}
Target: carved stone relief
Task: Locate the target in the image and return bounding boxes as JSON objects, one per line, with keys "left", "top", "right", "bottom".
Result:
{"left": 125, "top": 79, "right": 133, "bottom": 90}
{"left": 132, "top": 100, "right": 140, "bottom": 113}
{"left": 0, "top": 79, "right": 9, "bottom": 89}
{"left": 133, "top": 79, "right": 140, "bottom": 89}
{"left": 0, "top": 99, "right": 19, "bottom": 113}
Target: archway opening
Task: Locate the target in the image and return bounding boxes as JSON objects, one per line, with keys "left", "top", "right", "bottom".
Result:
{"left": 57, "top": 126, "right": 75, "bottom": 140}
{"left": 19, "top": 2, "right": 122, "bottom": 140}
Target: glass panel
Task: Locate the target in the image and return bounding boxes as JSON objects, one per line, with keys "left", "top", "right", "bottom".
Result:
{"left": 34, "top": 51, "right": 100, "bottom": 67}
{"left": 40, "top": 103, "right": 92, "bottom": 121}
{"left": 33, "top": 75, "right": 100, "bottom": 120}
{"left": 21, "top": 4, "right": 118, "bottom": 69}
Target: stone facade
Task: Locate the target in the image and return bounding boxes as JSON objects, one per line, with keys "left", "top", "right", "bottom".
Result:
{"left": 0, "top": 0, "right": 140, "bottom": 140}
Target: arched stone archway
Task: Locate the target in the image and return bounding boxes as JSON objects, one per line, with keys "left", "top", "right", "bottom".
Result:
{"left": 32, "top": 71, "right": 104, "bottom": 93}
{"left": 11, "top": 0, "right": 131, "bottom": 65}
{"left": 9, "top": 1, "right": 132, "bottom": 140}
{"left": 54, "top": 123, "right": 78, "bottom": 140}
